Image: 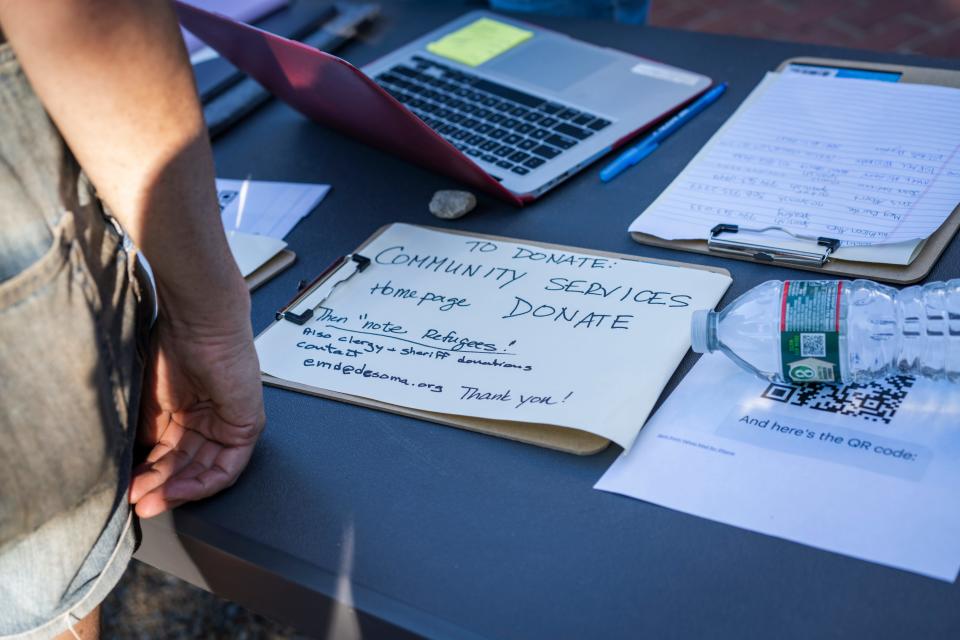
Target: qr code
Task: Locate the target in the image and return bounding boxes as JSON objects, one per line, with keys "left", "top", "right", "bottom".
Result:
{"left": 800, "top": 332, "right": 826, "bottom": 357}
{"left": 217, "top": 189, "right": 239, "bottom": 211}
{"left": 761, "top": 375, "right": 915, "bottom": 424}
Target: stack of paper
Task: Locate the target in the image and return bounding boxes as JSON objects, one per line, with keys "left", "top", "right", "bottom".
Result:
{"left": 217, "top": 178, "right": 330, "bottom": 277}
{"left": 629, "top": 72, "right": 960, "bottom": 265}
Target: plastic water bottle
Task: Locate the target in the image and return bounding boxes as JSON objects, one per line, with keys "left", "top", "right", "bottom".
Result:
{"left": 690, "top": 279, "right": 960, "bottom": 384}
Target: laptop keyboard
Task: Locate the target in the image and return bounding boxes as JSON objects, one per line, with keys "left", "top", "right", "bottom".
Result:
{"left": 373, "top": 56, "right": 612, "bottom": 177}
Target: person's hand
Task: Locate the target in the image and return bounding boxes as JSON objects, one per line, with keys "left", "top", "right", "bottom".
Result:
{"left": 130, "top": 313, "right": 265, "bottom": 518}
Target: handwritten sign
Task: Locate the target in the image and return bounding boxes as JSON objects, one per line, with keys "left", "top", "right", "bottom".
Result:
{"left": 630, "top": 73, "right": 960, "bottom": 256}
{"left": 255, "top": 225, "right": 731, "bottom": 448}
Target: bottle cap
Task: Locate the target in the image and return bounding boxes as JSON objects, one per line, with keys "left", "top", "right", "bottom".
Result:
{"left": 691, "top": 310, "right": 713, "bottom": 353}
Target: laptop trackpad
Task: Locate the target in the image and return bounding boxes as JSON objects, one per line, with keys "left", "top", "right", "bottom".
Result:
{"left": 484, "top": 39, "right": 618, "bottom": 92}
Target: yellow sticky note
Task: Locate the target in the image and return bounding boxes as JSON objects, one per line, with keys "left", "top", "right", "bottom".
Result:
{"left": 427, "top": 18, "right": 534, "bottom": 68}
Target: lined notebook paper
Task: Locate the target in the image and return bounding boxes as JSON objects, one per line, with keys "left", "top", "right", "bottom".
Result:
{"left": 630, "top": 72, "right": 960, "bottom": 264}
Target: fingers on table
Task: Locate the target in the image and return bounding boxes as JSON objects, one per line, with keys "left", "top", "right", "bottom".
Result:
{"left": 130, "top": 436, "right": 255, "bottom": 518}
{"left": 165, "top": 443, "right": 255, "bottom": 502}
{"left": 130, "top": 423, "right": 198, "bottom": 498}
{"left": 130, "top": 426, "right": 206, "bottom": 517}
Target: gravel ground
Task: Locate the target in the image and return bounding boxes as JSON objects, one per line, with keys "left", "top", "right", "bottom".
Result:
{"left": 101, "top": 560, "right": 313, "bottom": 639}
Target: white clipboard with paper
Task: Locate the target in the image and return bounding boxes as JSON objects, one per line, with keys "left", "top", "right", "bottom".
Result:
{"left": 629, "top": 58, "right": 960, "bottom": 284}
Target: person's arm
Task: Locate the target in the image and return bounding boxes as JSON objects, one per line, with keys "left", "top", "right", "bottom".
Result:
{"left": 0, "top": 0, "right": 265, "bottom": 518}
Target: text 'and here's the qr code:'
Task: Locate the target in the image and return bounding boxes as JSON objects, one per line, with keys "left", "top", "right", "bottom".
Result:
{"left": 761, "top": 375, "right": 915, "bottom": 424}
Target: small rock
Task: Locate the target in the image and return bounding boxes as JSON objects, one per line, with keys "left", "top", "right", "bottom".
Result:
{"left": 429, "top": 190, "right": 477, "bottom": 219}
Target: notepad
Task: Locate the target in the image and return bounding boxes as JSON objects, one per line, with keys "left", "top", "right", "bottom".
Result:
{"left": 225, "top": 230, "right": 287, "bottom": 277}
{"left": 427, "top": 18, "right": 533, "bottom": 67}
{"left": 630, "top": 72, "right": 960, "bottom": 265}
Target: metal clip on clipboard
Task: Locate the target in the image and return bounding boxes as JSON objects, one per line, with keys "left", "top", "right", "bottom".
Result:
{"left": 708, "top": 224, "right": 841, "bottom": 267}
{"left": 276, "top": 253, "right": 370, "bottom": 325}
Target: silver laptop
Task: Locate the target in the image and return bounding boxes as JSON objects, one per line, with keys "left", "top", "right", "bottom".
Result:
{"left": 363, "top": 10, "right": 712, "bottom": 199}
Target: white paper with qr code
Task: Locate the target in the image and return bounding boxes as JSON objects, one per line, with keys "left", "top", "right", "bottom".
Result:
{"left": 217, "top": 178, "right": 330, "bottom": 240}
{"left": 255, "top": 224, "right": 731, "bottom": 448}
{"left": 595, "top": 354, "right": 960, "bottom": 581}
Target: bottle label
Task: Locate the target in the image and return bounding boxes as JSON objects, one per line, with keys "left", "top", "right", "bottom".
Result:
{"left": 780, "top": 280, "right": 842, "bottom": 383}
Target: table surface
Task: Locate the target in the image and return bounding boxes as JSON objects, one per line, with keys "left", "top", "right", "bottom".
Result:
{"left": 137, "top": 3, "right": 960, "bottom": 638}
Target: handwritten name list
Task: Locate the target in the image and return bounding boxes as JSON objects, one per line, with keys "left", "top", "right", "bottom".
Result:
{"left": 630, "top": 73, "right": 960, "bottom": 254}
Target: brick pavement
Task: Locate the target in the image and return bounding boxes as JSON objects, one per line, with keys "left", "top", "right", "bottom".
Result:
{"left": 649, "top": 0, "right": 960, "bottom": 58}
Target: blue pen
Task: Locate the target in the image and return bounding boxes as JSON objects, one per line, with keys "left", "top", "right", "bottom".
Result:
{"left": 600, "top": 82, "right": 728, "bottom": 182}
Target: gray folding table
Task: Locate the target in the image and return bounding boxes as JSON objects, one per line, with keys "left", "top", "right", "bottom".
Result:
{"left": 136, "top": 3, "right": 960, "bottom": 637}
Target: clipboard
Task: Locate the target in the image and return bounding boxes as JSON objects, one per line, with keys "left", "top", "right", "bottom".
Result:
{"left": 260, "top": 224, "right": 730, "bottom": 455}
{"left": 630, "top": 57, "right": 960, "bottom": 285}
